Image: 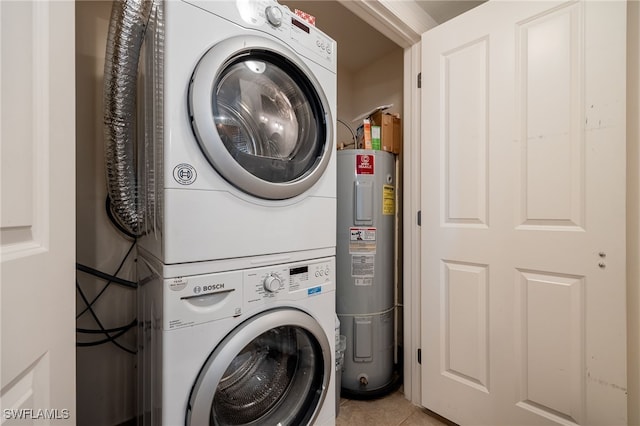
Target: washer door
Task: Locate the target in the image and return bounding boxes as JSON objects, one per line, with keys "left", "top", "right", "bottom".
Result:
{"left": 186, "top": 309, "right": 331, "bottom": 425}
{"left": 189, "top": 35, "right": 333, "bottom": 200}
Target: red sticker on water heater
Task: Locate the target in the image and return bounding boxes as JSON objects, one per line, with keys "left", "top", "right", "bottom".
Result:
{"left": 356, "top": 154, "right": 374, "bottom": 175}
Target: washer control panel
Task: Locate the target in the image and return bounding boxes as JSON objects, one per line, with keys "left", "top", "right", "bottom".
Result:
{"left": 245, "top": 257, "right": 335, "bottom": 309}
{"left": 160, "top": 256, "right": 334, "bottom": 330}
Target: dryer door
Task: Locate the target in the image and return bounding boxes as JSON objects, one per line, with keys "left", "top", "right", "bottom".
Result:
{"left": 189, "top": 35, "right": 333, "bottom": 200}
{"left": 187, "top": 308, "right": 331, "bottom": 425}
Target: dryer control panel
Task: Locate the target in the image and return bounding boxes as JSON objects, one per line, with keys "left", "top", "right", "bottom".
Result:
{"left": 244, "top": 257, "right": 336, "bottom": 309}
{"left": 182, "top": 0, "right": 336, "bottom": 70}
{"left": 236, "top": 0, "right": 336, "bottom": 68}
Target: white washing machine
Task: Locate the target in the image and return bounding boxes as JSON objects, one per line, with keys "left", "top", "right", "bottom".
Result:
{"left": 137, "top": 247, "right": 336, "bottom": 425}
{"left": 137, "top": 0, "right": 337, "bottom": 265}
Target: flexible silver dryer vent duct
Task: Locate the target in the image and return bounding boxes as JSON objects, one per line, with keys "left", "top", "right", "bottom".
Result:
{"left": 103, "top": 0, "right": 155, "bottom": 237}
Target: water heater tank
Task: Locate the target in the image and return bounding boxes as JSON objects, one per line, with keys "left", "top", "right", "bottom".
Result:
{"left": 336, "top": 149, "right": 395, "bottom": 396}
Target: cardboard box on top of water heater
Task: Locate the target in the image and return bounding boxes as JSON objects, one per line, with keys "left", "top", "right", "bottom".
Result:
{"left": 370, "top": 110, "right": 401, "bottom": 154}
{"left": 354, "top": 105, "right": 401, "bottom": 154}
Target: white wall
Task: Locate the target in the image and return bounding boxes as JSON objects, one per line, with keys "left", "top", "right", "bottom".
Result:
{"left": 335, "top": 47, "right": 405, "bottom": 150}
{"left": 627, "top": 2, "right": 639, "bottom": 424}
{"left": 76, "top": 2, "right": 137, "bottom": 425}
{"left": 336, "top": 64, "right": 356, "bottom": 148}
{"left": 351, "top": 48, "right": 404, "bottom": 123}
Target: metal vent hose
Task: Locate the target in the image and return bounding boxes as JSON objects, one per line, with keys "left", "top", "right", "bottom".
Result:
{"left": 103, "top": 0, "right": 155, "bottom": 237}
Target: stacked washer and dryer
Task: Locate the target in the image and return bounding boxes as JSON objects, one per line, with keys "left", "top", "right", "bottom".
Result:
{"left": 106, "top": 0, "right": 338, "bottom": 424}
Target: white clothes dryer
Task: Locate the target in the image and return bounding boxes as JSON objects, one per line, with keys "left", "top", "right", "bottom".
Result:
{"left": 137, "top": 0, "right": 337, "bottom": 265}
{"left": 137, "top": 247, "right": 336, "bottom": 426}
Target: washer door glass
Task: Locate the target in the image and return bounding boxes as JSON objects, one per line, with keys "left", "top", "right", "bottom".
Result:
{"left": 189, "top": 37, "right": 333, "bottom": 200}
{"left": 214, "top": 326, "right": 321, "bottom": 424}
{"left": 187, "top": 309, "right": 331, "bottom": 426}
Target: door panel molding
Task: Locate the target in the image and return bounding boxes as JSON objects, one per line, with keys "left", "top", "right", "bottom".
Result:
{"left": 1, "top": 1, "right": 51, "bottom": 260}
{"left": 420, "top": 1, "right": 627, "bottom": 424}
{"left": 1, "top": 0, "right": 76, "bottom": 420}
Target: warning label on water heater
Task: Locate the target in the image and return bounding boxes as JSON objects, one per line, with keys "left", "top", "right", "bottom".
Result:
{"left": 356, "top": 154, "right": 374, "bottom": 175}
{"left": 355, "top": 278, "right": 373, "bottom": 286}
{"left": 351, "top": 255, "right": 374, "bottom": 278}
{"left": 383, "top": 185, "right": 395, "bottom": 215}
{"left": 349, "top": 227, "right": 376, "bottom": 254}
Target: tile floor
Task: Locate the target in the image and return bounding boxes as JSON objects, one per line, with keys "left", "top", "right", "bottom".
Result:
{"left": 335, "top": 390, "right": 453, "bottom": 426}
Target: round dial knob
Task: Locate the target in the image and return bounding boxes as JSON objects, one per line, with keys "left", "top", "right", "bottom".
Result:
{"left": 263, "top": 275, "right": 281, "bottom": 292}
{"left": 265, "top": 6, "right": 283, "bottom": 27}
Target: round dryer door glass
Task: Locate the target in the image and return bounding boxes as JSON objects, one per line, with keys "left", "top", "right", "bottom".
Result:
{"left": 213, "top": 55, "right": 323, "bottom": 183}
{"left": 189, "top": 38, "right": 334, "bottom": 200}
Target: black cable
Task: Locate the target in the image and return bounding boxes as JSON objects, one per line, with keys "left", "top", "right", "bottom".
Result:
{"left": 77, "top": 319, "right": 137, "bottom": 334}
{"left": 76, "top": 319, "right": 137, "bottom": 345}
{"left": 76, "top": 280, "right": 136, "bottom": 355}
{"left": 76, "top": 262, "right": 138, "bottom": 289}
{"left": 76, "top": 332, "right": 135, "bottom": 349}
{"left": 74, "top": 195, "right": 139, "bottom": 354}
{"left": 76, "top": 240, "right": 136, "bottom": 319}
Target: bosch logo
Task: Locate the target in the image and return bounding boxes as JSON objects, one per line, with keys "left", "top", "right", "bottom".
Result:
{"left": 203, "top": 283, "right": 225, "bottom": 292}
{"left": 173, "top": 163, "right": 197, "bottom": 185}
{"left": 193, "top": 284, "right": 224, "bottom": 294}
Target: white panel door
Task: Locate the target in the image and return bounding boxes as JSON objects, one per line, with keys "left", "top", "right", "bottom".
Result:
{"left": 1, "top": 0, "right": 76, "bottom": 423}
{"left": 421, "top": 1, "right": 627, "bottom": 425}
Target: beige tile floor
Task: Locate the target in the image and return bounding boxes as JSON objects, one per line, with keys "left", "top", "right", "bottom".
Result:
{"left": 335, "top": 390, "right": 453, "bottom": 426}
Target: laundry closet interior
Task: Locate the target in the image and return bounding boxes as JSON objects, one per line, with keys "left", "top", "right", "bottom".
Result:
{"left": 76, "top": 1, "right": 413, "bottom": 424}
{"left": 75, "top": 1, "right": 638, "bottom": 425}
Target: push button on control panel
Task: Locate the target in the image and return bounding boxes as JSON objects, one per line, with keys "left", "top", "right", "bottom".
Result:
{"left": 313, "top": 264, "right": 331, "bottom": 278}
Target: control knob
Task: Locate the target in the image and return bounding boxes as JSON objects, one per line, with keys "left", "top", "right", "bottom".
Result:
{"left": 265, "top": 6, "right": 283, "bottom": 27}
{"left": 263, "top": 274, "right": 281, "bottom": 292}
